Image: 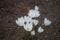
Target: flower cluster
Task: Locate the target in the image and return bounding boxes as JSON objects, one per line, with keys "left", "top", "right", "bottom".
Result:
{"left": 16, "top": 6, "right": 52, "bottom": 35}
{"left": 16, "top": 6, "right": 40, "bottom": 31}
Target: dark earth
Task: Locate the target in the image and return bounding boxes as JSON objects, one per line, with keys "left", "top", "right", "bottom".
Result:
{"left": 0, "top": 0, "right": 60, "bottom": 40}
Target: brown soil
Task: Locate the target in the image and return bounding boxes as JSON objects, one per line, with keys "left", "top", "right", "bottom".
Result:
{"left": 0, "top": 0, "right": 60, "bottom": 40}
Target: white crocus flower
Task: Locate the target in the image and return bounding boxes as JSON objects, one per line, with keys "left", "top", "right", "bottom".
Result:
{"left": 44, "top": 18, "right": 51, "bottom": 26}
{"left": 38, "top": 27, "right": 44, "bottom": 33}
{"left": 16, "top": 17, "right": 25, "bottom": 26}
{"left": 31, "top": 31, "right": 35, "bottom": 35}
{"left": 23, "top": 22, "right": 33, "bottom": 31}
{"left": 28, "top": 9, "right": 40, "bottom": 18}
{"left": 24, "top": 16, "right": 32, "bottom": 23}
{"left": 28, "top": 6, "right": 40, "bottom": 18}
{"left": 33, "top": 19, "right": 39, "bottom": 26}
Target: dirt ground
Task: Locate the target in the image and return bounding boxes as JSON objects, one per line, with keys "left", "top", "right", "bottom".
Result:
{"left": 0, "top": 0, "right": 60, "bottom": 40}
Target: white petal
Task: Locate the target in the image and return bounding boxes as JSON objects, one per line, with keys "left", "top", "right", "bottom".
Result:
{"left": 33, "top": 19, "right": 39, "bottom": 26}
{"left": 38, "top": 27, "right": 44, "bottom": 33}
{"left": 24, "top": 16, "right": 32, "bottom": 23}
{"left": 28, "top": 9, "right": 35, "bottom": 18}
{"left": 35, "top": 13, "right": 40, "bottom": 17}
{"left": 34, "top": 6, "right": 39, "bottom": 10}
{"left": 16, "top": 17, "right": 25, "bottom": 26}
{"left": 16, "top": 20, "right": 19, "bottom": 25}
{"left": 18, "top": 17, "right": 24, "bottom": 21}
{"left": 31, "top": 31, "right": 35, "bottom": 35}
{"left": 28, "top": 9, "right": 40, "bottom": 18}
{"left": 23, "top": 22, "right": 33, "bottom": 31}
{"left": 44, "top": 18, "right": 51, "bottom": 26}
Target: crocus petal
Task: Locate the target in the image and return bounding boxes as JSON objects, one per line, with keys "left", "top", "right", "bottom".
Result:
{"left": 16, "top": 17, "right": 25, "bottom": 26}
{"left": 23, "top": 22, "right": 33, "bottom": 31}
{"left": 24, "top": 16, "right": 32, "bottom": 23}
{"left": 44, "top": 18, "right": 51, "bottom": 26}
{"left": 34, "top": 6, "right": 39, "bottom": 10}
{"left": 33, "top": 19, "right": 39, "bottom": 26}
{"left": 38, "top": 27, "right": 44, "bottom": 33}
{"left": 31, "top": 31, "right": 35, "bottom": 35}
